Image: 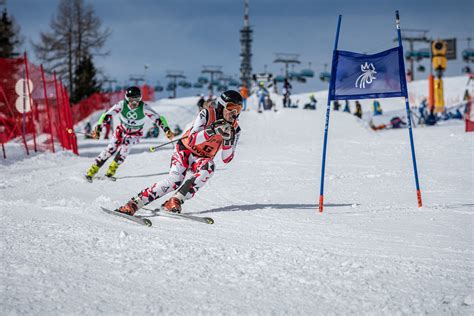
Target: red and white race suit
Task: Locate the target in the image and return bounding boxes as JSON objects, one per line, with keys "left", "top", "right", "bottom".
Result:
{"left": 136, "top": 107, "right": 241, "bottom": 206}
{"left": 95, "top": 100, "right": 165, "bottom": 166}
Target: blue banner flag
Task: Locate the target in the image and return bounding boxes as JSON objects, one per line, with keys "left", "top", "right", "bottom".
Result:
{"left": 329, "top": 46, "right": 407, "bottom": 100}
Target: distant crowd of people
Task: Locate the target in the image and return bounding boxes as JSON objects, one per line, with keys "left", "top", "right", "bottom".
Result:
{"left": 191, "top": 83, "right": 471, "bottom": 133}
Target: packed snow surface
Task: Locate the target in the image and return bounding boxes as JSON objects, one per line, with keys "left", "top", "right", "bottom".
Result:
{"left": 1, "top": 77, "right": 473, "bottom": 314}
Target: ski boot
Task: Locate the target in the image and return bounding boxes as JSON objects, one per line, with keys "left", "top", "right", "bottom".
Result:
{"left": 116, "top": 197, "right": 143, "bottom": 216}
{"left": 104, "top": 160, "right": 119, "bottom": 181}
{"left": 161, "top": 197, "right": 182, "bottom": 213}
{"left": 85, "top": 163, "right": 100, "bottom": 182}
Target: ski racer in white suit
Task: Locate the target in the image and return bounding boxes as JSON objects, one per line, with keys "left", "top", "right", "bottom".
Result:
{"left": 85, "top": 86, "right": 174, "bottom": 181}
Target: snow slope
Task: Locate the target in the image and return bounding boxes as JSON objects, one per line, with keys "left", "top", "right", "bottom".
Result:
{"left": 1, "top": 79, "right": 473, "bottom": 314}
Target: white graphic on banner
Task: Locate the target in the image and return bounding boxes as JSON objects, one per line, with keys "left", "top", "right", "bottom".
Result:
{"left": 355, "top": 62, "right": 377, "bottom": 89}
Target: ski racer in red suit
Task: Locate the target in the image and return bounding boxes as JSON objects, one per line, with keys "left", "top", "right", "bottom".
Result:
{"left": 115, "top": 90, "right": 243, "bottom": 215}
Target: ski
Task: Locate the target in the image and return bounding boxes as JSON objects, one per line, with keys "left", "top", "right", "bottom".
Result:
{"left": 85, "top": 176, "right": 117, "bottom": 183}
{"left": 100, "top": 207, "right": 152, "bottom": 227}
{"left": 96, "top": 176, "right": 117, "bottom": 181}
{"left": 148, "top": 208, "right": 214, "bottom": 224}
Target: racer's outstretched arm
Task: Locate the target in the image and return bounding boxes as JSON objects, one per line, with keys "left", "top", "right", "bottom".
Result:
{"left": 91, "top": 101, "right": 124, "bottom": 138}
{"left": 143, "top": 103, "right": 173, "bottom": 138}
{"left": 97, "top": 101, "right": 123, "bottom": 128}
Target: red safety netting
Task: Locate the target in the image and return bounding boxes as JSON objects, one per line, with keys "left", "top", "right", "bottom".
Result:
{"left": 68, "top": 84, "right": 154, "bottom": 125}
{"left": 1, "top": 53, "right": 155, "bottom": 159}
{"left": 0, "top": 54, "right": 78, "bottom": 158}
{"left": 70, "top": 91, "right": 123, "bottom": 125}
{"left": 141, "top": 84, "right": 155, "bottom": 102}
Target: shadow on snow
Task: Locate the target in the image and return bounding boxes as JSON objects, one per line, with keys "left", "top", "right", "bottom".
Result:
{"left": 191, "top": 203, "right": 356, "bottom": 215}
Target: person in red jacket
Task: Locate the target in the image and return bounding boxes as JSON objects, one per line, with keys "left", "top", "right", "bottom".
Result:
{"left": 239, "top": 84, "right": 249, "bottom": 111}
{"left": 115, "top": 90, "right": 243, "bottom": 215}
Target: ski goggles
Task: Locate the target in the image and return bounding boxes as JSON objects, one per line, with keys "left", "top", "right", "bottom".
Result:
{"left": 224, "top": 102, "right": 243, "bottom": 114}
{"left": 217, "top": 96, "right": 243, "bottom": 115}
{"left": 127, "top": 97, "right": 141, "bottom": 107}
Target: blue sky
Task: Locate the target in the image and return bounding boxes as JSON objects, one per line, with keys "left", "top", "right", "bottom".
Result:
{"left": 5, "top": 0, "right": 474, "bottom": 96}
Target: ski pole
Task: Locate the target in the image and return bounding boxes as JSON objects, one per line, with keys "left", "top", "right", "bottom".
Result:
{"left": 66, "top": 128, "right": 92, "bottom": 137}
{"left": 149, "top": 136, "right": 188, "bottom": 152}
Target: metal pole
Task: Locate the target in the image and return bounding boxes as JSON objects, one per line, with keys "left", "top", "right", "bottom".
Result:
{"left": 318, "top": 14, "right": 342, "bottom": 213}
{"left": 396, "top": 10, "right": 423, "bottom": 208}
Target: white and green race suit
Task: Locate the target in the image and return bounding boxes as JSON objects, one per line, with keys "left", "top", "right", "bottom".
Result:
{"left": 94, "top": 100, "right": 171, "bottom": 165}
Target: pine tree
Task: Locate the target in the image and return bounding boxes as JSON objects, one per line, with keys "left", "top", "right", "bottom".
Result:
{"left": 32, "top": 0, "right": 110, "bottom": 100}
{"left": 0, "top": 8, "right": 22, "bottom": 58}
{"left": 73, "top": 53, "right": 101, "bottom": 102}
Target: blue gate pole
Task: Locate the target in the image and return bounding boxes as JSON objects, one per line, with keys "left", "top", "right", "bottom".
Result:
{"left": 318, "top": 15, "right": 342, "bottom": 213}
{"left": 396, "top": 10, "right": 423, "bottom": 208}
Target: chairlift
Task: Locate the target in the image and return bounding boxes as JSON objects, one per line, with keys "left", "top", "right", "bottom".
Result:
{"left": 319, "top": 71, "right": 331, "bottom": 82}
{"left": 197, "top": 76, "right": 209, "bottom": 84}
{"left": 217, "top": 84, "right": 227, "bottom": 91}
{"left": 182, "top": 82, "right": 192, "bottom": 89}
{"left": 462, "top": 49, "right": 474, "bottom": 62}
{"left": 300, "top": 69, "right": 315, "bottom": 78}
{"left": 296, "top": 76, "right": 307, "bottom": 83}
{"left": 229, "top": 79, "right": 240, "bottom": 87}
{"left": 166, "top": 82, "right": 177, "bottom": 91}
{"left": 274, "top": 75, "right": 285, "bottom": 83}
{"left": 288, "top": 71, "right": 299, "bottom": 79}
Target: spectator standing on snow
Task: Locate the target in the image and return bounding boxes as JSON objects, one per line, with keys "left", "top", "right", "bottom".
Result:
{"left": 282, "top": 78, "right": 292, "bottom": 108}
{"left": 239, "top": 84, "right": 249, "bottom": 111}
{"left": 354, "top": 101, "right": 363, "bottom": 119}
{"left": 256, "top": 82, "right": 269, "bottom": 113}
{"left": 343, "top": 100, "right": 351, "bottom": 113}
{"left": 373, "top": 100, "right": 383, "bottom": 115}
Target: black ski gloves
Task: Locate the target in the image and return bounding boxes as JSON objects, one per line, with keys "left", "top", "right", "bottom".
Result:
{"left": 205, "top": 119, "right": 235, "bottom": 144}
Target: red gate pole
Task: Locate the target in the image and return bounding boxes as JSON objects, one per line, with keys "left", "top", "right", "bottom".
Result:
{"left": 40, "top": 65, "right": 55, "bottom": 153}
{"left": 23, "top": 52, "right": 37, "bottom": 152}
{"left": 52, "top": 71, "right": 65, "bottom": 150}
{"left": 59, "top": 80, "right": 72, "bottom": 151}
{"left": 60, "top": 82, "right": 78, "bottom": 155}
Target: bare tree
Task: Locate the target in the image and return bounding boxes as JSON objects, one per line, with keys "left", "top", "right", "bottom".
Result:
{"left": 32, "top": 0, "right": 110, "bottom": 97}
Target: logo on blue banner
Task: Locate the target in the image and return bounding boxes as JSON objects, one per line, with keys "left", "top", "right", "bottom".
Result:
{"left": 355, "top": 62, "right": 377, "bottom": 89}
{"left": 329, "top": 46, "right": 407, "bottom": 100}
